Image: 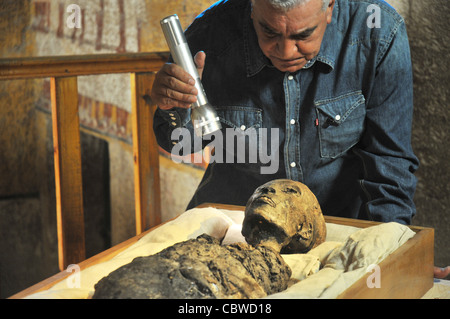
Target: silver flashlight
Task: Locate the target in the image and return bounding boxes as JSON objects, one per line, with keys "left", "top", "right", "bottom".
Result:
{"left": 160, "top": 14, "right": 221, "bottom": 136}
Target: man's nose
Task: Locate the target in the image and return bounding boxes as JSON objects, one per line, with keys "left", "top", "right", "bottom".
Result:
{"left": 277, "top": 38, "right": 298, "bottom": 58}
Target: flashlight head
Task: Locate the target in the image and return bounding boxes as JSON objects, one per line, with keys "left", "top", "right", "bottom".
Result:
{"left": 191, "top": 103, "right": 222, "bottom": 136}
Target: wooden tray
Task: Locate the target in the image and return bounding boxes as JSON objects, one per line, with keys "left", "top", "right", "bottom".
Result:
{"left": 9, "top": 204, "right": 434, "bottom": 299}
{"left": 327, "top": 215, "right": 434, "bottom": 298}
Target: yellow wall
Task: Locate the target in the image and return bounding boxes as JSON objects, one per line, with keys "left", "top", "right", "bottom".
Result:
{"left": 0, "top": 1, "right": 37, "bottom": 196}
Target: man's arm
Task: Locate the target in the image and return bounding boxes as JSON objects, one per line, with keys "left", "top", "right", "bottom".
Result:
{"left": 355, "top": 20, "right": 419, "bottom": 224}
{"left": 152, "top": 52, "right": 206, "bottom": 153}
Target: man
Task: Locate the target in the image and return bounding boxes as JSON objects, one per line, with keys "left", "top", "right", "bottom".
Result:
{"left": 151, "top": 0, "right": 419, "bottom": 225}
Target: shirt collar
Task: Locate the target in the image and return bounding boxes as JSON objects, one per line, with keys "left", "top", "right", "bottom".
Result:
{"left": 243, "top": 0, "right": 339, "bottom": 77}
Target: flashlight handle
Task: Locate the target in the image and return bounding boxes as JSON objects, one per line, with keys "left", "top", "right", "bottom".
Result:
{"left": 160, "top": 15, "right": 208, "bottom": 108}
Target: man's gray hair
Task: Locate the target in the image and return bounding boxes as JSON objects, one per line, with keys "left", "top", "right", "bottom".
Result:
{"left": 263, "top": 0, "right": 330, "bottom": 11}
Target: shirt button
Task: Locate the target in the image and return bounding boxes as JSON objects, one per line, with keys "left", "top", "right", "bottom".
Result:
{"left": 290, "top": 119, "right": 296, "bottom": 125}
{"left": 171, "top": 122, "right": 177, "bottom": 126}
{"left": 290, "top": 162, "right": 296, "bottom": 168}
{"left": 288, "top": 75, "right": 294, "bottom": 80}
{"left": 168, "top": 113, "right": 174, "bottom": 116}
{"left": 240, "top": 125, "right": 246, "bottom": 131}
{"left": 335, "top": 114, "right": 341, "bottom": 121}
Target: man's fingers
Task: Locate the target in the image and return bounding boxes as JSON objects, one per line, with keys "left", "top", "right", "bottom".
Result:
{"left": 194, "top": 51, "right": 206, "bottom": 79}
{"left": 156, "top": 96, "right": 193, "bottom": 110}
{"left": 150, "top": 53, "right": 207, "bottom": 110}
{"left": 164, "top": 63, "right": 192, "bottom": 83}
{"left": 155, "top": 88, "right": 196, "bottom": 110}
{"left": 163, "top": 74, "right": 198, "bottom": 97}
{"left": 434, "top": 266, "right": 450, "bottom": 279}
{"left": 151, "top": 63, "right": 199, "bottom": 109}
{"left": 163, "top": 63, "right": 198, "bottom": 95}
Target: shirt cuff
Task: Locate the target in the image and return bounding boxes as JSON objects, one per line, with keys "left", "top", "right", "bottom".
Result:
{"left": 158, "top": 107, "right": 191, "bottom": 128}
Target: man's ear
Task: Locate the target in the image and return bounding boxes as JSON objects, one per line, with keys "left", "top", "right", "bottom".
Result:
{"left": 326, "top": 0, "right": 336, "bottom": 24}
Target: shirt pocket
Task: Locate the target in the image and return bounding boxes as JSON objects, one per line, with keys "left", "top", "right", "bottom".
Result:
{"left": 214, "top": 106, "right": 263, "bottom": 167}
{"left": 215, "top": 106, "right": 263, "bottom": 131}
{"left": 315, "top": 91, "right": 366, "bottom": 159}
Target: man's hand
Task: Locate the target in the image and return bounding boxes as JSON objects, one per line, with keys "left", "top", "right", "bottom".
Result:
{"left": 434, "top": 266, "right": 450, "bottom": 279}
{"left": 151, "top": 51, "right": 206, "bottom": 110}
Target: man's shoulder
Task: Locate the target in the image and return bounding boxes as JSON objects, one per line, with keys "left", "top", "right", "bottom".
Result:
{"left": 186, "top": 0, "right": 247, "bottom": 34}
{"left": 343, "top": 0, "right": 404, "bottom": 26}
{"left": 185, "top": 0, "right": 248, "bottom": 55}
{"left": 336, "top": 0, "right": 406, "bottom": 43}
{"left": 193, "top": 0, "right": 248, "bottom": 20}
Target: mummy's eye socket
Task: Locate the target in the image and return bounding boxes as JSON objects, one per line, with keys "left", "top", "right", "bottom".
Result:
{"left": 283, "top": 187, "right": 299, "bottom": 194}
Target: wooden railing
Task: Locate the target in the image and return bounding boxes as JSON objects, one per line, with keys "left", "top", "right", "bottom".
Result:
{"left": 0, "top": 52, "right": 169, "bottom": 271}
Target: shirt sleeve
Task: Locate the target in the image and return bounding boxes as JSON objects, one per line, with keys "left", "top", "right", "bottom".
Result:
{"left": 354, "top": 20, "right": 419, "bottom": 224}
{"left": 153, "top": 106, "right": 192, "bottom": 153}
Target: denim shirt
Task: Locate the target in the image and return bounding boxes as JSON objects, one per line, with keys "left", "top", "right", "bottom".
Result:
{"left": 153, "top": 0, "right": 419, "bottom": 224}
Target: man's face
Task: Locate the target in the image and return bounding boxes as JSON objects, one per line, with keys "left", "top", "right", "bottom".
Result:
{"left": 251, "top": 0, "right": 334, "bottom": 73}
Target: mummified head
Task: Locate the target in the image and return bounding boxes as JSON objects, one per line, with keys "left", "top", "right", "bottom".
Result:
{"left": 242, "top": 179, "right": 326, "bottom": 254}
